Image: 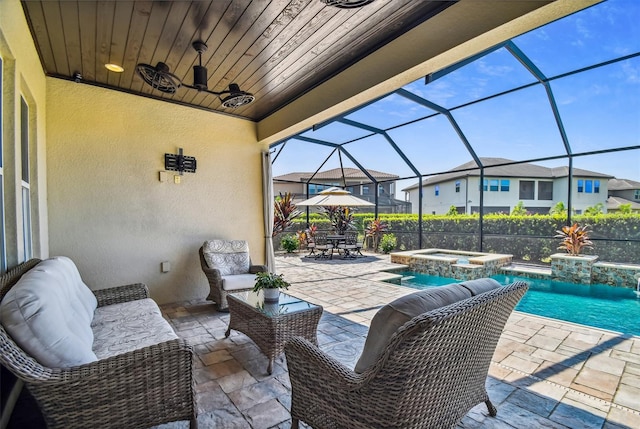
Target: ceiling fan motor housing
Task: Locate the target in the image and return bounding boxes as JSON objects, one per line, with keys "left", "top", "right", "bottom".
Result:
{"left": 193, "top": 65, "right": 208, "bottom": 91}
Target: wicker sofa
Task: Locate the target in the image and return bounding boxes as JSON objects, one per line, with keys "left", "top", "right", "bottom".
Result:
{"left": 285, "top": 279, "right": 528, "bottom": 429}
{"left": 0, "top": 257, "right": 197, "bottom": 429}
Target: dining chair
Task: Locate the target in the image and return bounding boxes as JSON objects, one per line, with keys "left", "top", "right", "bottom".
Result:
{"left": 313, "top": 233, "right": 333, "bottom": 259}
{"left": 337, "top": 231, "right": 358, "bottom": 258}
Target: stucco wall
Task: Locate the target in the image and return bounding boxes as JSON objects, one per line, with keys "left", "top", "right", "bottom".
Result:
{"left": 47, "top": 79, "right": 264, "bottom": 304}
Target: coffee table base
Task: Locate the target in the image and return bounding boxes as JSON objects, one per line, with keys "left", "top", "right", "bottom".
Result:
{"left": 226, "top": 295, "right": 323, "bottom": 375}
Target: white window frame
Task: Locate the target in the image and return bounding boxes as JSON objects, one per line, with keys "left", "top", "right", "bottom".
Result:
{"left": 0, "top": 56, "right": 6, "bottom": 271}
{"left": 20, "top": 95, "right": 32, "bottom": 261}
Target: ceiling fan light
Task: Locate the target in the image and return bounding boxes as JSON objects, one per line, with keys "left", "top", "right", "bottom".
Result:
{"left": 136, "top": 62, "right": 181, "bottom": 94}
{"left": 220, "top": 84, "right": 255, "bottom": 108}
{"left": 321, "top": 0, "right": 375, "bottom": 8}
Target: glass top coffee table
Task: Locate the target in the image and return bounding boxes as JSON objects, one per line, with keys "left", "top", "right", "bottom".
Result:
{"left": 225, "top": 291, "right": 323, "bottom": 374}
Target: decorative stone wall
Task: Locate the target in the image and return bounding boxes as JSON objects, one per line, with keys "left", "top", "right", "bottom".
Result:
{"left": 591, "top": 262, "right": 640, "bottom": 288}
{"left": 550, "top": 254, "right": 598, "bottom": 284}
{"left": 451, "top": 264, "right": 485, "bottom": 281}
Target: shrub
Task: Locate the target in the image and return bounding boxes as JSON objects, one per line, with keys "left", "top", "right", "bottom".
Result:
{"left": 379, "top": 233, "right": 397, "bottom": 254}
{"left": 280, "top": 235, "right": 299, "bottom": 253}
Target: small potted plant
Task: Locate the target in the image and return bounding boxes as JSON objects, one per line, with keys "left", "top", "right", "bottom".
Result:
{"left": 253, "top": 271, "right": 290, "bottom": 301}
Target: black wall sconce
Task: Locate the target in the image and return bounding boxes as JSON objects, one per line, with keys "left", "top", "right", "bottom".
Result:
{"left": 165, "top": 148, "right": 196, "bottom": 175}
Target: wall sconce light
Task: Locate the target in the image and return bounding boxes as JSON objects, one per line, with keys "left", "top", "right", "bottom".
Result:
{"left": 165, "top": 148, "right": 196, "bottom": 175}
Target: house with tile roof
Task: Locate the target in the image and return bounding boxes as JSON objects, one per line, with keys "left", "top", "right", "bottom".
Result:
{"left": 402, "top": 158, "right": 614, "bottom": 215}
{"left": 607, "top": 178, "right": 640, "bottom": 212}
{"left": 274, "top": 168, "right": 411, "bottom": 213}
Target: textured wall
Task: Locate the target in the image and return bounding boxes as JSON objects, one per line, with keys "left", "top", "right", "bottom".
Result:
{"left": 47, "top": 79, "right": 264, "bottom": 304}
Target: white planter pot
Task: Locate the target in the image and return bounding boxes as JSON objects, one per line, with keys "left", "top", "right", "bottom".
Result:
{"left": 263, "top": 288, "right": 280, "bottom": 302}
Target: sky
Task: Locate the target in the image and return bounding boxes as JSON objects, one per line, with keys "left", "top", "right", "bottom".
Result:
{"left": 272, "top": 0, "right": 640, "bottom": 198}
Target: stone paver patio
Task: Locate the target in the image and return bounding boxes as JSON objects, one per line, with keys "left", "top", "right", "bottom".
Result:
{"left": 157, "top": 252, "right": 640, "bottom": 429}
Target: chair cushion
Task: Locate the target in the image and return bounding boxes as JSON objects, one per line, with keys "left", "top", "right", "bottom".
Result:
{"left": 354, "top": 283, "right": 472, "bottom": 373}
{"left": 203, "top": 240, "right": 251, "bottom": 275}
{"left": 459, "top": 278, "right": 502, "bottom": 296}
{"left": 0, "top": 257, "right": 98, "bottom": 368}
{"left": 92, "top": 298, "right": 178, "bottom": 359}
{"left": 222, "top": 274, "right": 257, "bottom": 291}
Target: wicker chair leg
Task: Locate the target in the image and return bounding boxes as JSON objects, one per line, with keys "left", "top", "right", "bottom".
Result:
{"left": 190, "top": 415, "right": 198, "bottom": 429}
{"left": 291, "top": 418, "right": 300, "bottom": 429}
{"left": 485, "top": 399, "right": 497, "bottom": 417}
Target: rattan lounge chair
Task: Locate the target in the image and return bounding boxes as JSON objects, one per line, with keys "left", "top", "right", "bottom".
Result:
{"left": 0, "top": 259, "right": 197, "bottom": 429}
{"left": 285, "top": 280, "right": 528, "bottom": 429}
{"left": 199, "top": 240, "right": 267, "bottom": 311}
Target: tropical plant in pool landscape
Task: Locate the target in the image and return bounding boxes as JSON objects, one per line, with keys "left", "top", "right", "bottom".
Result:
{"left": 306, "top": 223, "right": 318, "bottom": 241}
{"left": 549, "top": 201, "right": 567, "bottom": 216}
{"left": 273, "top": 192, "right": 302, "bottom": 237}
{"left": 281, "top": 235, "right": 299, "bottom": 253}
{"left": 323, "top": 206, "right": 355, "bottom": 235}
{"left": 296, "top": 230, "right": 307, "bottom": 250}
{"left": 379, "top": 233, "right": 397, "bottom": 254}
{"left": 618, "top": 203, "right": 632, "bottom": 214}
{"left": 584, "top": 203, "right": 604, "bottom": 216}
{"left": 446, "top": 205, "right": 459, "bottom": 216}
{"left": 511, "top": 201, "right": 527, "bottom": 216}
{"left": 365, "top": 218, "right": 388, "bottom": 251}
{"left": 555, "top": 223, "right": 594, "bottom": 256}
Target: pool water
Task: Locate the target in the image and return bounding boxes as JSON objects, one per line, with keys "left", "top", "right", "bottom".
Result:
{"left": 396, "top": 271, "right": 640, "bottom": 337}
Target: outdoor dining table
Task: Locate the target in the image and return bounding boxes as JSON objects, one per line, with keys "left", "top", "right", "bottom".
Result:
{"left": 326, "top": 234, "right": 346, "bottom": 246}
{"left": 326, "top": 234, "right": 345, "bottom": 256}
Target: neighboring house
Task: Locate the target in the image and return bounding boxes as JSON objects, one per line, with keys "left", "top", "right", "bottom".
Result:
{"left": 402, "top": 158, "right": 614, "bottom": 215}
{"left": 607, "top": 178, "right": 640, "bottom": 212}
{"left": 274, "top": 167, "right": 411, "bottom": 214}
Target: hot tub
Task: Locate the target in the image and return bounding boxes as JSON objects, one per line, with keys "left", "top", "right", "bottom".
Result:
{"left": 390, "top": 248, "right": 513, "bottom": 281}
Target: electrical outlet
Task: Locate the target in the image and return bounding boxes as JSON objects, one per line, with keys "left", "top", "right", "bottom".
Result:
{"left": 161, "top": 261, "right": 171, "bottom": 273}
{"left": 174, "top": 175, "right": 181, "bottom": 184}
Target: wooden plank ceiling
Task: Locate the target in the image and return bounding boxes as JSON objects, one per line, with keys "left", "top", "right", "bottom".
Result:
{"left": 21, "top": 0, "right": 455, "bottom": 121}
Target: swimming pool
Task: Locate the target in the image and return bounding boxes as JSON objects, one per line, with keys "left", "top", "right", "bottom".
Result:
{"left": 394, "top": 271, "right": 640, "bottom": 337}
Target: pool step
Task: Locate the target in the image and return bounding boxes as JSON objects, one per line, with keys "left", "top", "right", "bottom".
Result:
{"left": 501, "top": 263, "right": 551, "bottom": 279}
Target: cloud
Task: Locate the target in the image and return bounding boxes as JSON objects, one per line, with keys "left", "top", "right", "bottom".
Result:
{"left": 475, "top": 60, "right": 513, "bottom": 77}
{"left": 621, "top": 61, "right": 640, "bottom": 84}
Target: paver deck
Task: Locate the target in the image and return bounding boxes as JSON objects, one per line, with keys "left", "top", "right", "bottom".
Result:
{"left": 152, "top": 253, "right": 640, "bottom": 428}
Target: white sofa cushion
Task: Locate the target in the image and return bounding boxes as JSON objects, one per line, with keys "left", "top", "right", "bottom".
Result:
{"left": 92, "top": 298, "right": 178, "bottom": 359}
{"left": 222, "top": 274, "right": 257, "bottom": 291}
{"left": 202, "top": 240, "right": 251, "bottom": 275}
{"left": 91, "top": 297, "right": 163, "bottom": 327}
{"left": 0, "top": 257, "right": 98, "bottom": 367}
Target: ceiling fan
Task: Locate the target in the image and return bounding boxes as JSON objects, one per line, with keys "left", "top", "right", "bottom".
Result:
{"left": 136, "top": 41, "right": 255, "bottom": 109}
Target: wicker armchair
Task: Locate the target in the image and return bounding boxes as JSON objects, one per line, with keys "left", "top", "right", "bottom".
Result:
{"left": 0, "top": 259, "right": 197, "bottom": 429}
{"left": 199, "top": 240, "right": 267, "bottom": 311}
{"left": 285, "top": 281, "right": 528, "bottom": 429}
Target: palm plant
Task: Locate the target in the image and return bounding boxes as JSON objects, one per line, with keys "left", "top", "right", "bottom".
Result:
{"left": 555, "top": 223, "right": 593, "bottom": 256}
{"left": 273, "top": 192, "right": 302, "bottom": 237}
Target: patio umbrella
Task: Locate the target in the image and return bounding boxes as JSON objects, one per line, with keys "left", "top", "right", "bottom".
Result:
{"left": 295, "top": 186, "right": 374, "bottom": 207}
